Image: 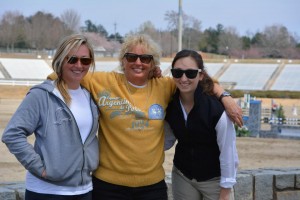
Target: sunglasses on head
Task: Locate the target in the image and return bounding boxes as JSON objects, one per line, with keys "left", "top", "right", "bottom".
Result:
{"left": 123, "top": 53, "right": 153, "bottom": 64}
{"left": 67, "top": 56, "right": 92, "bottom": 65}
{"left": 171, "top": 68, "right": 202, "bottom": 79}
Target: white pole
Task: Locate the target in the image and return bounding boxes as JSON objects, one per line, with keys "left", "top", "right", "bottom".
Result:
{"left": 178, "top": 0, "right": 183, "bottom": 51}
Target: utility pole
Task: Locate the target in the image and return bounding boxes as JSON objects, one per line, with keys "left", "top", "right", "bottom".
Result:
{"left": 114, "top": 22, "right": 117, "bottom": 42}
{"left": 113, "top": 22, "right": 117, "bottom": 57}
{"left": 178, "top": 0, "right": 183, "bottom": 51}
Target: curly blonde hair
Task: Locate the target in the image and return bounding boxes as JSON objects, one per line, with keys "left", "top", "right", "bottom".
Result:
{"left": 118, "top": 34, "right": 161, "bottom": 75}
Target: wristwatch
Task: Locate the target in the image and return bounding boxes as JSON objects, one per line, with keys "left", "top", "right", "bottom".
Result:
{"left": 219, "top": 91, "right": 231, "bottom": 101}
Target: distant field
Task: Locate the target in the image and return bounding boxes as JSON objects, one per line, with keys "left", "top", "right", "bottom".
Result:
{"left": 0, "top": 85, "right": 31, "bottom": 99}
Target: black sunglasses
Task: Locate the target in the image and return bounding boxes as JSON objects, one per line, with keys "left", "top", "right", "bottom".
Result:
{"left": 171, "top": 68, "right": 202, "bottom": 79}
{"left": 67, "top": 56, "right": 92, "bottom": 65}
{"left": 123, "top": 53, "right": 153, "bottom": 64}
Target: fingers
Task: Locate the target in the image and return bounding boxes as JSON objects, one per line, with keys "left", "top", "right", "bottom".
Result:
{"left": 42, "top": 169, "right": 46, "bottom": 178}
{"left": 234, "top": 110, "right": 243, "bottom": 127}
{"left": 235, "top": 117, "right": 243, "bottom": 127}
{"left": 228, "top": 108, "right": 243, "bottom": 127}
{"left": 153, "top": 66, "right": 162, "bottom": 78}
{"left": 222, "top": 96, "right": 244, "bottom": 127}
{"left": 233, "top": 102, "right": 243, "bottom": 127}
{"left": 229, "top": 113, "right": 243, "bottom": 127}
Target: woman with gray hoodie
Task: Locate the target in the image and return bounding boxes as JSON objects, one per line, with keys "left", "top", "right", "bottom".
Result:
{"left": 2, "top": 34, "right": 99, "bottom": 200}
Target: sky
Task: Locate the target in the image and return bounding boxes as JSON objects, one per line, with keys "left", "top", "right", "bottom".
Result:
{"left": 1, "top": 0, "right": 299, "bottom": 37}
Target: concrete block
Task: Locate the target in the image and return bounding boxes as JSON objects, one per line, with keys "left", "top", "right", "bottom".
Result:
{"left": 3, "top": 182, "right": 25, "bottom": 191}
{"left": 296, "top": 174, "right": 300, "bottom": 189}
{"left": 276, "top": 190, "right": 300, "bottom": 200}
{"left": 275, "top": 173, "right": 295, "bottom": 190}
{"left": 16, "top": 188, "right": 25, "bottom": 200}
{"left": 255, "top": 173, "right": 273, "bottom": 200}
{"left": 234, "top": 173, "right": 253, "bottom": 200}
{"left": 0, "top": 187, "right": 16, "bottom": 200}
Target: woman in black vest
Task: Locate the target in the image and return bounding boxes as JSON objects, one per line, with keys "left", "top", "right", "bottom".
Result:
{"left": 165, "top": 49, "right": 239, "bottom": 200}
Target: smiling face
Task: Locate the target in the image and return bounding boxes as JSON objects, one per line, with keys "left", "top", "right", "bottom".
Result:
{"left": 173, "top": 56, "right": 203, "bottom": 95}
{"left": 62, "top": 44, "right": 91, "bottom": 89}
{"left": 123, "top": 44, "right": 154, "bottom": 86}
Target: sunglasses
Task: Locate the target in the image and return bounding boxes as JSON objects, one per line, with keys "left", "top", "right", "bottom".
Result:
{"left": 171, "top": 68, "right": 202, "bottom": 79}
{"left": 123, "top": 53, "right": 153, "bottom": 64}
{"left": 67, "top": 56, "right": 92, "bottom": 65}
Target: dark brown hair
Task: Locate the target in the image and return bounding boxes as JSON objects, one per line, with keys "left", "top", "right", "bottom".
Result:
{"left": 172, "top": 49, "right": 214, "bottom": 95}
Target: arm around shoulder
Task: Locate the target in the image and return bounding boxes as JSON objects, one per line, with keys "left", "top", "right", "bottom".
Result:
{"left": 213, "top": 82, "right": 243, "bottom": 127}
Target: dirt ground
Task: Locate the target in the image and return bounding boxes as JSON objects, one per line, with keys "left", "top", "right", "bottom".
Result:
{"left": 1, "top": 85, "right": 300, "bottom": 182}
{"left": 2, "top": 136, "right": 300, "bottom": 182}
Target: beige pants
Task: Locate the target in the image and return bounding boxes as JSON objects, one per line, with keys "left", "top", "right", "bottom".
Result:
{"left": 172, "top": 166, "right": 235, "bottom": 200}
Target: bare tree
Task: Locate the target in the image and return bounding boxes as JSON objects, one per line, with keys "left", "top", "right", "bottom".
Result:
{"left": 164, "top": 10, "right": 191, "bottom": 31}
{"left": 138, "top": 21, "right": 157, "bottom": 37}
{"left": 218, "top": 27, "right": 242, "bottom": 57}
{"left": 136, "top": 21, "right": 178, "bottom": 57}
{"left": 182, "top": 16, "right": 201, "bottom": 50}
{"left": 164, "top": 10, "right": 178, "bottom": 31}
{"left": 164, "top": 10, "right": 202, "bottom": 51}
{"left": 0, "top": 11, "right": 26, "bottom": 51}
{"left": 261, "top": 24, "right": 296, "bottom": 57}
{"left": 48, "top": 18, "right": 69, "bottom": 48}
{"left": 26, "top": 11, "right": 66, "bottom": 51}
{"left": 60, "top": 9, "right": 81, "bottom": 33}
{"left": 160, "top": 31, "right": 178, "bottom": 57}
{"left": 138, "top": 21, "right": 165, "bottom": 48}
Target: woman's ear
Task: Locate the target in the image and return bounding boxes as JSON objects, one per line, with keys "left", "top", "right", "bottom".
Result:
{"left": 198, "top": 72, "right": 204, "bottom": 81}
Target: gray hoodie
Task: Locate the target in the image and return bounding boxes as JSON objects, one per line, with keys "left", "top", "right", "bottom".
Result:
{"left": 2, "top": 80, "right": 99, "bottom": 187}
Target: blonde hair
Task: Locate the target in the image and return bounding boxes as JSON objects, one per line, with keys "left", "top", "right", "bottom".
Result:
{"left": 118, "top": 34, "right": 161, "bottom": 78}
{"left": 52, "top": 34, "right": 95, "bottom": 106}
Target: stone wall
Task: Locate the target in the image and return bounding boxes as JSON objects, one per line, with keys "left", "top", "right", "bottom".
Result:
{"left": 166, "top": 168, "right": 300, "bottom": 200}
{"left": 1, "top": 168, "right": 300, "bottom": 200}
{"left": 234, "top": 168, "right": 300, "bottom": 200}
{"left": 0, "top": 182, "right": 25, "bottom": 200}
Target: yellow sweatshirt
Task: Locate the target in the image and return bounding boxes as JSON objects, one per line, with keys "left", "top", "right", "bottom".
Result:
{"left": 81, "top": 71, "right": 176, "bottom": 187}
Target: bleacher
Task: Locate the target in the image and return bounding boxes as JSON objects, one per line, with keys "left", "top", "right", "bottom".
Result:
{"left": 271, "top": 64, "right": 300, "bottom": 91}
{"left": 218, "top": 63, "right": 278, "bottom": 90}
{"left": 0, "top": 59, "right": 122, "bottom": 85}
{"left": 0, "top": 58, "right": 53, "bottom": 79}
{"left": 1, "top": 58, "right": 300, "bottom": 92}
{"left": 205, "top": 63, "right": 224, "bottom": 77}
{"left": 0, "top": 58, "right": 53, "bottom": 85}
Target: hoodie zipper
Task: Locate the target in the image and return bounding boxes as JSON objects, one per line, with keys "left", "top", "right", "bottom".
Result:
{"left": 49, "top": 91, "right": 94, "bottom": 185}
